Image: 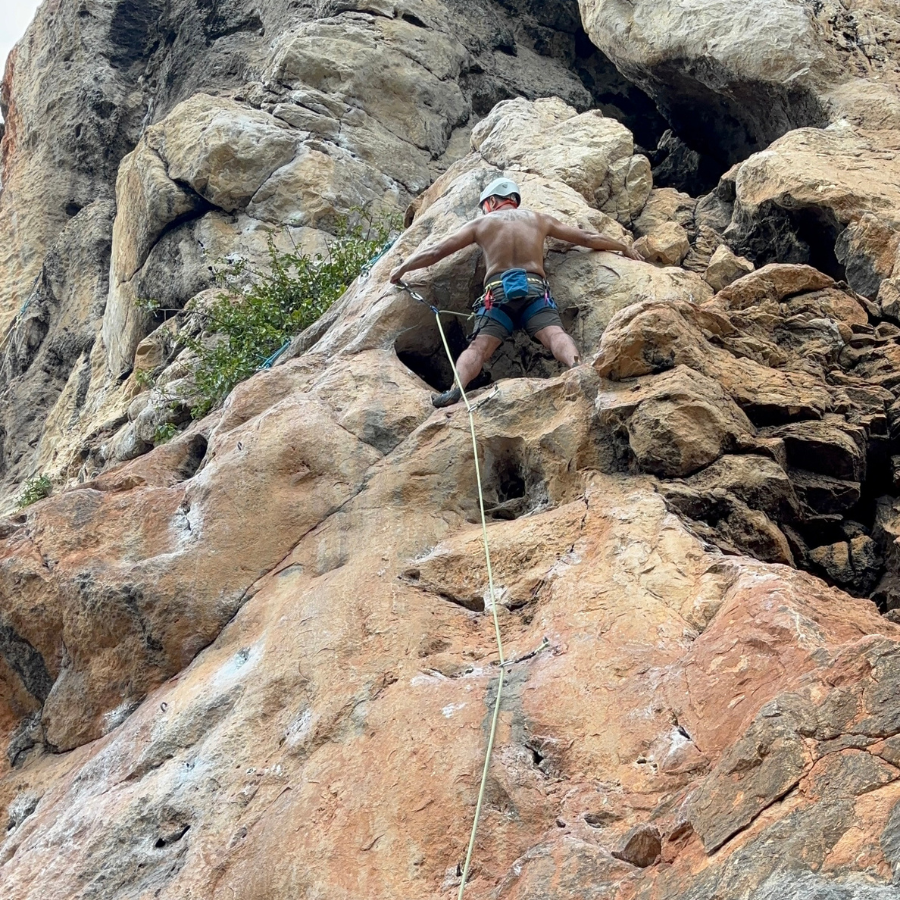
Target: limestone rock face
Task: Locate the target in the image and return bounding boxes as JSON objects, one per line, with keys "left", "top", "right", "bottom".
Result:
{"left": 0, "top": 0, "right": 649, "bottom": 493}
{"left": 725, "top": 127, "right": 900, "bottom": 279}
{"left": 579, "top": 0, "right": 900, "bottom": 165}
{"left": 1, "top": 130, "right": 900, "bottom": 898}
{"left": 472, "top": 97, "right": 652, "bottom": 224}
{"left": 2, "top": 1, "right": 900, "bottom": 899}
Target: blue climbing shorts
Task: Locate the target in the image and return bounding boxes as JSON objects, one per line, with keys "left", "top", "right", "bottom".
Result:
{"left": 473, "top": 271, "right": 564, "bottom": 341}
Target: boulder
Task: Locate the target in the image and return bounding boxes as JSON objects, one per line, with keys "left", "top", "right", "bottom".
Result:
{"left": 632, "top": 187, "right": 695, "bottom": 237}
{"left": 594, "top": 294, "right": 834, "bottom": 426}
{"left": 880, "top": 278, "right": 900, "bottom": 323}
{"left": 472, "top": 97, "right": 652, "bottom": 224}
{"left": 704, "top": 244, "right": 754, "bottom": 291}
{"left": 790, "top": 468, "right": 861, "bottom": 516}
{"left": 835, "top": 213, "right": 900, "bottom": 301}
{"left": 763, "top": 418, "right": 867, "bottom": 483}
{"left": 662, "top": 483, "right": 796, "bottom": 566}
{"left": 160, "top": 94, "right": 298, "bottom": 213}
{"left": 612, "top": 824, "right": 661, "bottom": 868}
{"left": 633, "top": 222, "right": 690, "bottom": 267}
{"left": 715, "top": 264, "right": 835, "bottom": 311}
{"left": 597, "top": 365, "right": 754, "bottom": 478}
{"left": 730, "top": 128, "right": 900, "bottom": 230}
{"left": 246, "top": 143, "right": 402, "bottom": 227}
{"left": 810, "top": 536, "right": 882, "bottom": 595}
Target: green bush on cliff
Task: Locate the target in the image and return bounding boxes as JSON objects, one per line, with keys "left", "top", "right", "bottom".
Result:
{"left": 17, "top": 474, "right": 52, "bottom": 508}
{"left": 183, "top": 211, "right": 395, "bottom": 417}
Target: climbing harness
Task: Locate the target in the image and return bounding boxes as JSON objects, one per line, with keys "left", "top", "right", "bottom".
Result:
{"left": 471, "top": 271, "right": 557, "bottom": 341}
{"left": 398, "top": 280, "right": 505, "bottom": 900}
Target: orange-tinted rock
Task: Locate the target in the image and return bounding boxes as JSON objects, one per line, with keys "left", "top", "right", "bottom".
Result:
{"left": 4, "top": 9, "right": 900, "bottom": 898}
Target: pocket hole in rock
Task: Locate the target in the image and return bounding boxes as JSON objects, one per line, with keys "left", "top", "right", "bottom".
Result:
{"left": 154, "top": 824, "right": 190, "bottom": 849}
{"left": 481, "top": 439, "right": 547, "bottom": 521}
{"left": 401, "top": 13, "right": 428, "bottom": 28}
{"left": 173, "top": 434, "right": 208, "bottom": 482}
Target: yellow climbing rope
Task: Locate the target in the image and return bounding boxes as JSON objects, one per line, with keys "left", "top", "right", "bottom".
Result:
{"left": 431, "top": 304, "right": 506, "bottom": 900}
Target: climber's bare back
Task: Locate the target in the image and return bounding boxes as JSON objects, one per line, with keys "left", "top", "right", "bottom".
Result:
{"left": 473, "top": 208, "right": 553, "bottom": 280}
{"left": 389, "top": 201, "right": 634, "bottom": 287}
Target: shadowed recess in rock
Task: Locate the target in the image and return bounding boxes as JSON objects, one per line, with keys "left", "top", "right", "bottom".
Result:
{"left": 480, "top": 437, "right": 548, "bottom": 521}
{"left": 729, "top": 202, "right": 847, "bottom": 281}
{"left": 108, "top": 0, "right": 167, "bottom": 68}
{"left": 644, "top": 63, "right": 828, "bottom": 191}
{"left": 0, "top": 618, "right": 53, "bottom": 703}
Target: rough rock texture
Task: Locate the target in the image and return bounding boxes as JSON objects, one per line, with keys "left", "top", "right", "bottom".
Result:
{"left": 705, "top": 244, "right": 754, "bottom": 292}
{"left": 0, "top": 129, "right": 899, "bottom": 898}
{"left": 723, "top": 127, "right": 900, "bottom": 293}
{"left": 1, "top": 0, "right": 661, "bottom": 494}
{"left": 2, "top": 1, "right": 900, "bottom": 899}
{"left": 579, "top": 0, "right": 900, "bottom": 169}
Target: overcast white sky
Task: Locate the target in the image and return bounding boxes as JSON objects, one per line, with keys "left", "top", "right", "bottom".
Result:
{"left": 2, "top": 0, "right": 44, "bottom": 83}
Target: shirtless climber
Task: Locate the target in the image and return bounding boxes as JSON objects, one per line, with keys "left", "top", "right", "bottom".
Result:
{"left": 389, "top": 177, "right": 640, "bottom": 407}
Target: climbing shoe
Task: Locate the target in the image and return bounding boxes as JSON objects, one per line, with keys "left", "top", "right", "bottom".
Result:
{"left": 432, "top": 385, "right": 463, "bottom": 408}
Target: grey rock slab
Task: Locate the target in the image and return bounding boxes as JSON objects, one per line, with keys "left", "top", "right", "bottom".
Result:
{"left": 160, "top": 94, "right": 299, "bottom": 213}
{"left": 612, "top": 824, "right": 662, "bottom": 868}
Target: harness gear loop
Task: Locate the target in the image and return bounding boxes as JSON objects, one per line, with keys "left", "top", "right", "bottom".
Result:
{"left": 397, "top": 280, "right": 505, "bottom": 900}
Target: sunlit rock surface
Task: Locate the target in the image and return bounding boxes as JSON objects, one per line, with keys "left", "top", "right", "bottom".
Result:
{"left": 1, "top": 2, "right": 900, "bottom": 899}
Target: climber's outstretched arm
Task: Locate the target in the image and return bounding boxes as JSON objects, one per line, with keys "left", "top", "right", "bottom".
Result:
{"left": 390, "top": 222, "right": 479, "bottom": 283}
{"left": 544, "top": 215, "right": 641, "bottom": 260}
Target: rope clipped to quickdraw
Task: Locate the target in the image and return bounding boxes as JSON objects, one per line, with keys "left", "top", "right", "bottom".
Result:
{"left": 258, "top": 339, "right": 291, "bottom": 370}
{"left": 396, "top": 281, "right": 473, "bottom": 321}
{"left": 398, "top": 280, "right": 504, "bottom": 900}
{"left": 359, "top": 238, "right": 397, "bottom": 281}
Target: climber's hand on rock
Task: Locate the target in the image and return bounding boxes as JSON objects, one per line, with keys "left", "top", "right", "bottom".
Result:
{"left": 389, "top": 266, "right": 405, "bottom": 284}
{"left": 623, "top": 245, "right": 643, "bottom": 262}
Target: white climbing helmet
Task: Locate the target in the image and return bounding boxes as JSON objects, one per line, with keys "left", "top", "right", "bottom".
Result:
{"left": 479, "top": 177, "right": 521, "bottom": 207}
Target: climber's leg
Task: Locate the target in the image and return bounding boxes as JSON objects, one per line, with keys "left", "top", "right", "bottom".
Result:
{"left": 534, "top": 325, "right": 581, "bottom": 368}
{"left": 433, "top": 333, "right": 502, "bottom": 407}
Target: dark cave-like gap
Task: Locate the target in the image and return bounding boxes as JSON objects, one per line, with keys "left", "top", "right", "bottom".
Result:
{"left": 668, "top": 423, "right": 898, "bottom": 607}
{"left": 729, "top": 202, "right": 847, "bottom": 281}
{"left": 488, "top": 1, "right": 785, "bottom": 195}
{"left": 507, "top": 2, "right": 835, "bottom": 196}
{"left": 788, "top": 428, "right": 895, "bottom": 605}
{"left": 394, "top": 302, "right": 578, "bottom": 395}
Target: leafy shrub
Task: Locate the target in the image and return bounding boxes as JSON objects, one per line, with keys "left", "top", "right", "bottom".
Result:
{"left": 133, "top": 368, "right": 156, "bottom": 390}
{"left": 153, "top": 422, "right": 179, "bottom": 445}
{"left": 181, "top": 211, "right": 395, "bottom": 417}
{"left": 17, "top": 474, "right": 52, "bottom": 508}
